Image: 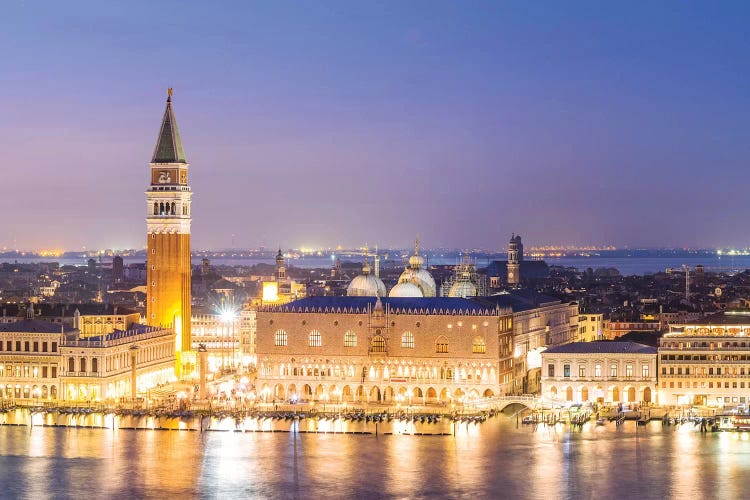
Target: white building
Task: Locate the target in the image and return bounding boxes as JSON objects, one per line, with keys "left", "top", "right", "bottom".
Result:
{"left": 541, "top": 341, "right": 658, "bottom": 404}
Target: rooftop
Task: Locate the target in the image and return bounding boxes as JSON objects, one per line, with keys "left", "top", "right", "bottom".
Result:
{"left": 261, "top": 296, "right": 507, "bottom": 316}
{"left": 0, "top": 319, "right": 75, "bottom": 334}
{"left": 544, "top": 341, "right": 657, "bottom": 355}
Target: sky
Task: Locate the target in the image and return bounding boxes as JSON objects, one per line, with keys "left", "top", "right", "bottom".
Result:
{"left": 2, "top": 1, "right": 750, "bottom": 251}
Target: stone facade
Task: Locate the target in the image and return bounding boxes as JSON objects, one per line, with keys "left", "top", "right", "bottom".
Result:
{"left": 255, "top": 297, "right": 514, "bottom": 405}
{"left": 541, "top": 342, "right": 657, "bottom": 404}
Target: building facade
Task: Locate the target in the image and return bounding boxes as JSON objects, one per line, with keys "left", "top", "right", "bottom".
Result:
{"left": 146, "top": 90, "right": 193, "bottom": 376}
{"left": 659, "top": 312, "right": 750, "bottom": 407}
{"left": 578, "top": 313, "right": 604, "bottom": 342}
{"left": 255, "top": 297, "right": 514, "bottom": 405}
{"left": 191, "top": 308, "right": 256, "bottom": 372}
{"left": 541, "top": 342, "right": 658, "bottom": 404}
{"left": 0, "top": 318, "right": 175, "bottom": 402}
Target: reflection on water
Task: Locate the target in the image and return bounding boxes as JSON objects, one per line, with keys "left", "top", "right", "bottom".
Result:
{"left": 3, "top": 417, "right": 750, "bottom": 498}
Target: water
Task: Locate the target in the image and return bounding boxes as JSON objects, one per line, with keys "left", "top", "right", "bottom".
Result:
{"left": 2, "top": 416, "right": 750, "bottom": 498}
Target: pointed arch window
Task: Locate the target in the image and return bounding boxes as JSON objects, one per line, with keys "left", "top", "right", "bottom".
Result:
{"left": 435, "top": 336, "right": 449, "bottom": 354}
{"left": 472, "top": 336, "right": 486, "bottom": 354}
{"left": 370, "top": 335, "right": 386, "bottom": 353}
{"left": 153, "top": 202, "right": 158, "bottom": 215}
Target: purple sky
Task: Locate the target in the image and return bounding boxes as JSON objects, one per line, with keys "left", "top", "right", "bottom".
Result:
{"left": 2, "top": 1, "right": 750, "bottom": 251}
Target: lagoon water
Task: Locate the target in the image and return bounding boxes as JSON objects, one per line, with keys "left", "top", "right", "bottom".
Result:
{"left": 2, "top": 416, "right": 750, "bottom": 499}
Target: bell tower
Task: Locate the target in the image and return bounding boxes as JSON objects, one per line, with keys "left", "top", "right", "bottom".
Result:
{"left": 146, "top": 89, "right": 193, "bottom": 377}
{"left": 507, "top": 233, "right": 521, "bottom": 286}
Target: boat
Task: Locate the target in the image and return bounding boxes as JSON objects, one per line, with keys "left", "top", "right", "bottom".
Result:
{"left": 596, "top": 418, "right": 606, "bottom": 426}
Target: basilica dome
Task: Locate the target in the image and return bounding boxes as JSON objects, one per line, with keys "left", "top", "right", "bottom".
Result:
{"left": 388, "top": 281, "right": 423, "bottom": 298}
{"left": 347, "top": 261, "right": 387, "bottom": 297}
{"left": 448, "top": 281, "right": 477, "bottom": 298}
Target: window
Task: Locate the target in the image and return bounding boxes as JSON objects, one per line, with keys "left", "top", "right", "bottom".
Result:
{"left": 642, "top": 365, "right": 649, "bottom": 378}
{"left": 548, "top": 364, "right": 555, "bottom": 377}
{"left": 579, "top": 365, "right": 586, "bottom": 377}
{"left": 401, "top": 331, "right": 415, "bottom": 349}
{"left": 51, "top": 367, "right": 57, "bottom": 378}
{"left": 563, "top": 364, "right": 570, "bottom": 378}
{"left": 435, "top": 336, "right": 448, "bottom": 353}
{"left": 68, "top": 357, "right": 75, "bottom": 373}
{"left": 274, "top": 330, "right": 287, "bottom": 347}
{"left": 33, "top": 342, "right": 38, "bottom": 352}
{"left": 42, "top": 342, "right": 47, "bottom": 353}
{"left": 610, "top": 364, "right": 617, "bottom": 377}
{"left": 625, "top": 364, "right": 633, "bottom": 378}
{"left": 92, "top": 358, "right": 98, "bottom": 373}
{"left": 472, "top": 337, "right": 486, "bottom": 354}
{"left": 344, "top": 331, "right": 357, "bottom": 347}
{"left": 52, "top": 342, "right": 57, "bottom": 352}
{"left": 309, "top": 330, "right": 322, "bottom": 347}
{"left": 594, "top": 364, "right": 601, "bottom": 377}
{"left": 80, "top": 358, "right": 87, "bottom": 373}
{"left": 370, "top": 335, "right": 386, "bottom": 353}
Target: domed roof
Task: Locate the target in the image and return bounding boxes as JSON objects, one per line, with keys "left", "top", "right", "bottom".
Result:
{"left": 398, "top": 268, "right": 436, "bottom": 297}
{"left": 347, "top": 262, "right": 386, "bottom": 297}
{"left": 388, "top": 281, "right": 423, "bottom": 298}
{"left": 448, "top": 281, "right": 477, "bottom": 298}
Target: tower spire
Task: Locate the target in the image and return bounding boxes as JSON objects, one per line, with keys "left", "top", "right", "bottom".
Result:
{"left": 152, "top": 89, "right": 187, "bottom": 163}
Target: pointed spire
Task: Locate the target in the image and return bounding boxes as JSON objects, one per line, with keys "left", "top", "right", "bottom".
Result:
{"left": 152, "top": 88, "right": 187, "bottom": 163}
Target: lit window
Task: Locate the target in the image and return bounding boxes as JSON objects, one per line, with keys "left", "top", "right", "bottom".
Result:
{"left": 370, "top": 335, "right": 386, "bottom": 353}
{"left": 344, "top": 331, "right": 357, "bottom": 347}
{"left": 309, "top": 330, "right": 322, "bottom": 347}
{"left": 563, "top": 364, "right": 570, "bottom": 378}
{"left": 642, "top": 364, "right": 649, "bottom": 378}
{"left": 625, "top": 364, "right": 633, "bottom": 378}
{"left": 401, "top": 331, "right": 415, "bottom": 349}
{"left": 610, "top": 364, "right": 617, "bottom": 377}
{"left": 472, "top": 336, "right": 486, "bottom": 354}
{"left": 436, "top": 336, "right": 448, "bottom": 354}
{"left": 579, "top": 365, "right": 586, "bottom": 377}
{"left": 594, "top": 364, "right": 601, "bottom": 377}
{"left": 274, "top": 330, "right": 287, "bottom": 347}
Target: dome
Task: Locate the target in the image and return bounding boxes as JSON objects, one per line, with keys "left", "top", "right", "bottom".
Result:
{"left": 448, "top": 281, "right": 477, "bottom": 298}
{"left": 397, "top": 268, "right": 436, "bottom": 297}
{"left": 347, "top": 273, "right": 387, "bottom": 297}
{"left": 388, "top": 281, "right": 423, "bottom": 298}
{"left": 413, "top": 269, "right": 436, "bottom": 297}
{"left": 408, "top": 253, "right": 424, "bottom": 269}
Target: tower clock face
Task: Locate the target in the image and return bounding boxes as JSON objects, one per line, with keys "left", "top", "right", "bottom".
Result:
{"left": 508, "top": 271, "right": 514, "bottom": 279}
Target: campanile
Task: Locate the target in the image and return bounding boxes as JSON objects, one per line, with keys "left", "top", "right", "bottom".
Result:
{"left": 146, "top": 89, "right": 192, "bottom": 376}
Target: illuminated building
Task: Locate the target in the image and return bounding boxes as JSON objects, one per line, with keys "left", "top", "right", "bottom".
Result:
{"left": 59, "top": 324, "right": 175, "bottom": 401}
{"left": 0, "top": 312, "right": 174, "bottom": 402}
{"left": 191, "top": 307, "right": 256, "bottom": 372}
{"left": 253, "top": 250, "right": 306, "bottom": 306}
{"left": 481, "top": 291, "right": 579, "bottom": 394}
{"left": 487, "top": 235, "right": 549, "bottom": 289}
{"left": 256, "top": 296, "right": 514, "bottom": 404}
{"left": 659, "top": 312, "right": 750, "bottom": 407}
{"left": 578, "top": 313, "right": 604, "bottom": 341}
{"left": 604, "top": 320, "right": 661, "bottom": 340}
{"left": 540, "top": 341, "right": 657, "bottom": 404}
{"left": 145, "top": 89, "right": 192, "bottom": 376}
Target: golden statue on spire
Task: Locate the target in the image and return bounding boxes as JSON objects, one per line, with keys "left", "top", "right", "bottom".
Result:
{"left": 167, "top": 87, "right": 173, "bottom": 97}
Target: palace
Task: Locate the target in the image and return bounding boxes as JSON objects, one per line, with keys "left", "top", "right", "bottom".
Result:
{"left": 255, "top": 296, "right": 514, "bottom": 405}
{"left": 146, "top": 90, "right": 193, "bottom": 376}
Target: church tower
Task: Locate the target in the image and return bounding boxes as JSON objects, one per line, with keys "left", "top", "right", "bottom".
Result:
{"left": 507, "top": 233, "right": 521, "bottom": 286}
{"left": 146, "top": 89, "right": 193, "bottom": 377}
